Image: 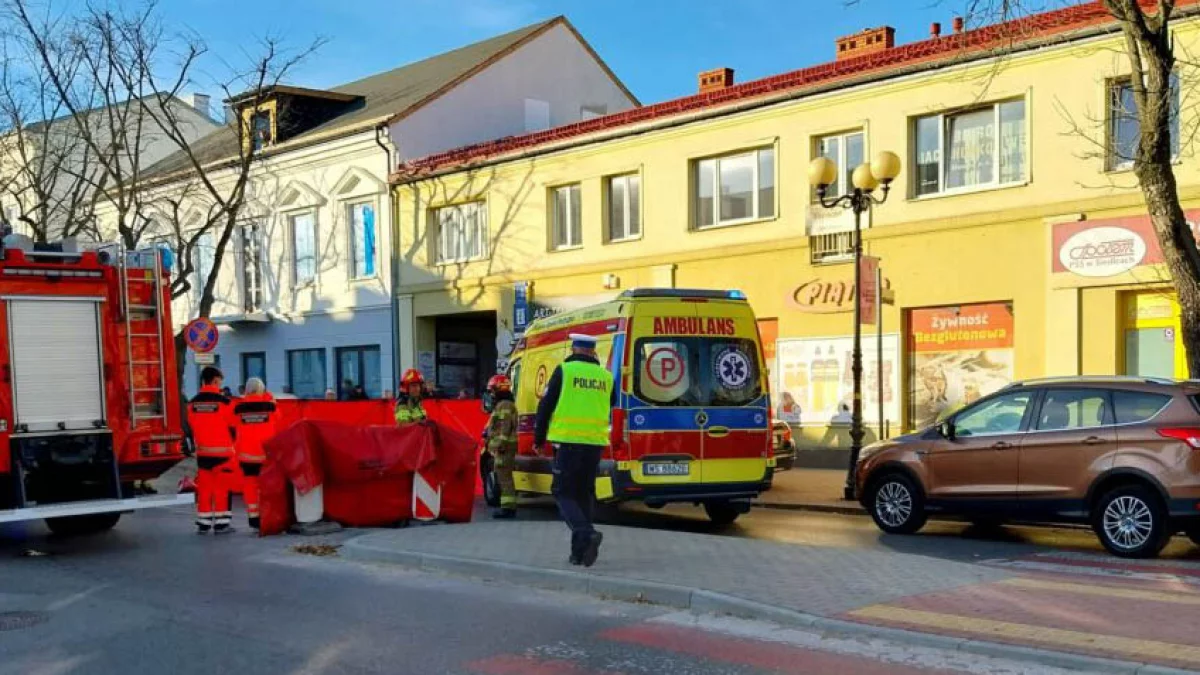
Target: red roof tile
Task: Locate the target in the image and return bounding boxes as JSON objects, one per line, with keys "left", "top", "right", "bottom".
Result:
{"left": 390, "top": 1, "right": 1170, "bottom": 181}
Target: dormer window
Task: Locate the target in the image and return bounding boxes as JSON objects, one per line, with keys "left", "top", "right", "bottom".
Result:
{"left": 251, "top": 111, "right": 273, "bottom": 151}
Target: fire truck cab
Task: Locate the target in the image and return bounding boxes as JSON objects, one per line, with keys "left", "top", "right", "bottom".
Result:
{"left": 0, "top": 236, "right": 190, "bottom": 534}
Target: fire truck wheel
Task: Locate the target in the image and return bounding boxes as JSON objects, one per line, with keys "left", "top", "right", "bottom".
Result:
{"left": 45, "top": 513, "right": 121, "bottom": 536}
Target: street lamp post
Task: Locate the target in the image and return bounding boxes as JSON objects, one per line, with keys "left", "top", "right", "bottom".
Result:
{"left": 807, "top": 151, "right": 901, "bottom": 501}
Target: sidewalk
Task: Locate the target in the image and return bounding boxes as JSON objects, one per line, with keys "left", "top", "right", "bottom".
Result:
{"left": 756, "top": 468, "right": 865, "bottom": 515}
{"left": 341, "top": 520, "right": 1200, "bottom": 673}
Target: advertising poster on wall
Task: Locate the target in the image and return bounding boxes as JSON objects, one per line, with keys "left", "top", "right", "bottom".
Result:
{"left": 908, "top": 302, "right": 1015, "bottom": 430}
{"left": 775, "top": 335, "right": 900, "bottom": 428}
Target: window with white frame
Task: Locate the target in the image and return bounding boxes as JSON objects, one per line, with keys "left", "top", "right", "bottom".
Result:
{"left": 348, "top": 201, "right": 377, "bottom": 278}
{"left": 434, "top": 201, "right": 487, "bottom": 264}
{"left": 290, "top": 211, "right": 316, "bottom": 286}
{"left": 1109, "top": 75, "right": 1179, "bottom": 170}
{"left": 551, "top": 184, "right": 582, "bottom": 250}
{"left": 240, "top": 223, "right": 264, "bottom": 312}
{"left": 694, "top": 147, "right": 775, "bottom": 229}
{"left": 913, "top": 99, "right": 1026, "bottom": 196}
{"left": 192, "top": 230, "right": 215, "bottom": 304}
{"left": 606, "top": 173, "right": 640, "bottom": 242}
{"left": 814, "top": 131, "right": 865, "bottom": 198}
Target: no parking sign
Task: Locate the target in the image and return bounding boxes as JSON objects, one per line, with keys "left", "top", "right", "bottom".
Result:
{"left": 184, "top": 317, "right": 219, "bottom": 354}
{"left": 641, "top": 344, "right": 689, "bottom": 402}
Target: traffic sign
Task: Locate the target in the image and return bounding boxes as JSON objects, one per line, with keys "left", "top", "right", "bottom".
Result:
{"left": 193, "top": 352, "right": 216, "bottom": 365}
{"left": 184, "top": 317, "right": 219, "bottom": 353}
{"left": 646, "top": 347, "right": 684, "bottom": 388}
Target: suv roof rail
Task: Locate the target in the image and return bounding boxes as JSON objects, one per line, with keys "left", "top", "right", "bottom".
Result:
{"left": 1006, "top": 375, "right": 1177, "bottom": 388}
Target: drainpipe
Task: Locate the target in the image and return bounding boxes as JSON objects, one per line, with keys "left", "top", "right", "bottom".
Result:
{"left": 375, "top": 124, "right": 401, "bottom": 393}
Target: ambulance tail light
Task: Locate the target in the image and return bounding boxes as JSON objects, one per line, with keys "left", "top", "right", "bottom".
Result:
{"left": 610, "top": 408, "right": 630, "bottom": 461}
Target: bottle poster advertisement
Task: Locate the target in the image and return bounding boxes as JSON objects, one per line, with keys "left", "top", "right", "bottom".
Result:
{"left": 774, "top": 334, "right": 900, "bottom": 428}
{"left": 907, "top": 302, "right": 1015, "bottom": 430}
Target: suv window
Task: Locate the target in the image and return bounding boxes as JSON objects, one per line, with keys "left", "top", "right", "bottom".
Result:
{"left": 1112, "top": 390, "right": 1172, "bottom": 424}
{"left": 1036, "top": 389, "right": 1112, "bottom": 431}
{"left": 954, "top": 390, "right": 1032, "bottom": 437}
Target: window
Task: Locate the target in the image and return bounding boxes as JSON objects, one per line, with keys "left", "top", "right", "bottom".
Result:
{"left": 914, "top": 99, "right": 1026, "bottom": 196}
{"left": 290, "top": 212, "right": 316, "bottom": 286}
{"left": 633, "top": 337, "right": 762, "bottom": 407}
{"left": 434, "top": 201, "right": 487, "bottom": 264}
{"left": 606, "top": 174, "right": 641, "bottom": 242}
{"left": 1109, "top": 75, "right": 1180, "bottom": 170}
{"left": 809, "top": 231, "right": 855, "bottom": 265}
{"left": 241, "top": 352, "right": 266, "bottom": 388}
{"left": 815, "top": 131, "right": 864, "bottom": 198}
{"left": 1113, "top": 390, "right": 1172, "bottom": 424}
{"left": 953, "top": 390, "right": 1031, "bottom": 437}
{"left": 694, "top": 147, "right": 775, "bottom": 229}
{"left": 551, "top": 184, "right": 582, "bottom": 250}
{"left": 287, "top": 348, "right": 327, "bottom": 399}
{"left": 250, "top": 111, "right": 272, "bottom": 151}
{"left": 240, "top": 223, "right": 264, "bottom": 312}
{"left": 192, "top": 231, "right": 215, "bottom": 304}
{"left": 348, "top": 202, "right": 377, "bottom": 278}
{"left": 1035, "top": 389, "right": 1112, "bottom": 431}
{"left": 336, "top": 345, "right": 382, "bottom": 399}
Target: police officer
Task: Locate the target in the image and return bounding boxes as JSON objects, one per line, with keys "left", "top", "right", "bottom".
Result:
{"left": 233, "top": 377, "right": 276, "bottom": 530}
{"left": 188, "top": 366, "right": 238, "bottom": 534}
{"left": 394, "top": 369, "right": 429, "bottom": 426}
{"left": 533, "top": 334, "right": 615, "bottom": 567}
{"left": 483, "top": 374, "right": 518, "bottom": 519}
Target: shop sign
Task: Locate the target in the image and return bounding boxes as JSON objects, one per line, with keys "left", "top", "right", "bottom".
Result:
{"left": 1052, "top": 211, "right": 1200, "bottom": 278}
{"left": 789, "top": 275, "right": 892, "bottom": 314}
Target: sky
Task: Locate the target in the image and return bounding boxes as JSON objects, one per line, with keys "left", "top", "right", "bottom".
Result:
{"left": 158, "top": 0, "right": 985, "bottom": 106}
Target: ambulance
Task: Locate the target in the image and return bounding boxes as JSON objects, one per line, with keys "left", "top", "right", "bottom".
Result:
{"left": 499, "top": 288, "right": 773, "bottom": 524}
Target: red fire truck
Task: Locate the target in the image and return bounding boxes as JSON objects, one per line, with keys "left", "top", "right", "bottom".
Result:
{"left": 0, "top": 238, "right": 190, "bottom": 534}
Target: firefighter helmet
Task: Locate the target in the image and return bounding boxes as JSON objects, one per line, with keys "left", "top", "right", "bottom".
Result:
{"left": 400, "top": 369, "right": 425, "bottom": 387}
{"left": 487, "top": 374, "right": 512, "bottom": 392}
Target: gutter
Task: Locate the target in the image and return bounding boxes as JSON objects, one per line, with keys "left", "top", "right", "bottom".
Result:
{"left": 375, "top": 124, "right": 402, "bottom": 393}
{"left": 392, "top": 12, "right": 1196, "bottom": 185}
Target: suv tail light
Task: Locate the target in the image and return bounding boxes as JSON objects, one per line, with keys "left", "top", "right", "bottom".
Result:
{"left": 1156, "top": 427, "right": 1200, "bottom": 448}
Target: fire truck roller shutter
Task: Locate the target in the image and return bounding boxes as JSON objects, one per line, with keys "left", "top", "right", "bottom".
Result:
{"left": 7, "top": 297, "right": 105, "bottom": 432}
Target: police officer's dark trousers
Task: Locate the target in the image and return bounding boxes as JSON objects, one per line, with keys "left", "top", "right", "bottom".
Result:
{"left": 551, "top": 442, "right": 603, "bottom": 556}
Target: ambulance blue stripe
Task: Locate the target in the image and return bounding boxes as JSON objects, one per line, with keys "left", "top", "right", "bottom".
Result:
{"left": 626, "top": 396, "right": 769, "bottom": 431}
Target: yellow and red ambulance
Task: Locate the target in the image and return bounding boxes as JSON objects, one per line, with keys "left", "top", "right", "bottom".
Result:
{"left": 504, "top": 288, "right": 773, "bottom": 524}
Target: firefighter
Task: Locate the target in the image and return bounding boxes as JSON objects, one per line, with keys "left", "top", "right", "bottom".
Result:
{"left": 533, "top": 334, "right": 615, "bottom": 567}
{"left": 188, "top": 366, "right": 238, "bottom": 534}
{"left": 233, "top": 377, "right": 276, "bottom": 530}
{"left": 394, "top": 368, "right": 428, "bottom": 426}
{"left": 483, "top": 373, "right": 518, "bottom": 519}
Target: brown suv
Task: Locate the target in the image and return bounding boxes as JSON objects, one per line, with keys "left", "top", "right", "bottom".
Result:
{"left": 856, "top": 377, "right": 1200, "bottom": 558}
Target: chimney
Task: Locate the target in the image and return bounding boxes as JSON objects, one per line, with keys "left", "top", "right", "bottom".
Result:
{"left": 930, "top": 22, "right": 941, "bottom": 38}
{"left": 698, "top": 67, "right": 735, "bottom": 94}
{"left": 836, "top": 26, "right": 896, "bottom": 61}
{"left": 187, "top": 93, "right": 211, "bottom": 120}
{"left": 952, "top": 16, "right": 965, "bottom": 33}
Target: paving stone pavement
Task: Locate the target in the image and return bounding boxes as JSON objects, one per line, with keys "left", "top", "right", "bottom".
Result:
{"left": 347, "top": 520, "right": 1012, "bottom": 616}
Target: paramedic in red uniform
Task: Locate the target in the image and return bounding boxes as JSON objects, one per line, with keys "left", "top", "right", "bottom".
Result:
{"left": 233, "top": 377, "right": 276, "bottom": 530}
{"left": 188, "top": 366, "right": 238, "bottom": 534}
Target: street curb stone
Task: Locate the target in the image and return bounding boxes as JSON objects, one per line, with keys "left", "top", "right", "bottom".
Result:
{"left": 753, "top": 500, "right": 866, "bottom": 516}
{"left": 342, "top": 537, "right": 1190, "bottom": 675}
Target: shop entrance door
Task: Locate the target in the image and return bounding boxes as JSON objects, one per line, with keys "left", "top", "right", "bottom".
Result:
{"left": 1122, "top": 291, "right": 1185, "bottom": 380}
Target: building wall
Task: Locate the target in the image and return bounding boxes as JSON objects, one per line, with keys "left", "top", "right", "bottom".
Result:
{"left": 394, "top": 17, "right": 1200, "bottom": 441}
{"left": 392, "top": 23, "right": 637, "bottom": 162}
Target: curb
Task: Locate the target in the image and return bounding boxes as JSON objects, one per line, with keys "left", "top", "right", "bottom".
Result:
{"left": 340, "top": 537, "right": 1195, "bottom": 675}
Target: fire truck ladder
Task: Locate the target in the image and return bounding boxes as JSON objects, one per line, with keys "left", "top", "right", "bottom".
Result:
{"left": 118, "top": 247, "right": 168, "bottom": 424}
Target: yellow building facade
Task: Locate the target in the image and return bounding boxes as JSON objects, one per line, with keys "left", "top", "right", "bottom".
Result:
{"left": 391, "top": 6, "right": 1200, "bottom": 455}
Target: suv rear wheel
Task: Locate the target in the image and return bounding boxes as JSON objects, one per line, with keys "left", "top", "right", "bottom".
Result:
{"left": 1092, "top": 485, "right": 1169, "bottom": 559}
{"left": 868, "top": 473, "right": 927, "bottom": 535}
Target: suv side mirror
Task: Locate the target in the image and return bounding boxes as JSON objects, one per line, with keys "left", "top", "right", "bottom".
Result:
{"left": 938, "top": 420, "right": 957, "bottom": 440}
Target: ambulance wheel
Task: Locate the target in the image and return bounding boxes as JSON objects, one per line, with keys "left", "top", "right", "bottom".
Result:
{"left": 45, "top": 513, "right": 121, "bottom": 536}
{"left": 480, "top": 452, "right": 501, "bottom": 508}
{"left": 703, "top": 501, "right": 741, "bottom": 526}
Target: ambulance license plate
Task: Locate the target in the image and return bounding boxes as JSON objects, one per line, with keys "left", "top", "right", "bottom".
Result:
{"left": 643, "top": 462, "right": 689, "bottom": 476}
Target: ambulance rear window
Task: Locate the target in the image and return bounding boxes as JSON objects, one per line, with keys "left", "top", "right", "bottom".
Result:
{"left": 634, "top": 337, "right": 761, "bottom": 407}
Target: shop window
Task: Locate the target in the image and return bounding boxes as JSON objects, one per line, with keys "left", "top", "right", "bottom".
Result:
{"left": 1108, "top": 74, "right": 1179, "bottom": 171}
{"left": 348, "top": 202, "right": 377, "bottom": 278}
{"left": 693, "top": 147, "right": 775, "bottom": 229}
{"left": 434, "top": 201, "right": 487, "bottom": 264}
{"left": 814, "top": 130, "right": 864, "bottom": 199}
{"left": 290, "top": 211, "right": 317, "bottom": 286}
{"left": 809, "top": 231, "right": 855, "bottom": 265}
{"left": 336, "top": 345, "right": 381, "bottom": 399}
{"left": 606, "top": 173, "right": 641, "bottom": 242}
{"left": 551, "top": 184, "right": 582, "bottom": 250}
{"left": 287, "top": 348, "right": 327, "bottom": 399}
{"left": 241, "top": 352, "right": 266, "bottom": 388}
{"left": 913, "top": 99, "right": 1026, "bottom": 196}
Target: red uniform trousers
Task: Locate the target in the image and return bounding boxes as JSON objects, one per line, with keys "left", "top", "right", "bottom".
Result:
{"left": 195, "top": 450, "right": 236, "bottom": 529}
{"left": 239, "top": 459, "right": 263, "bottom": 526}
